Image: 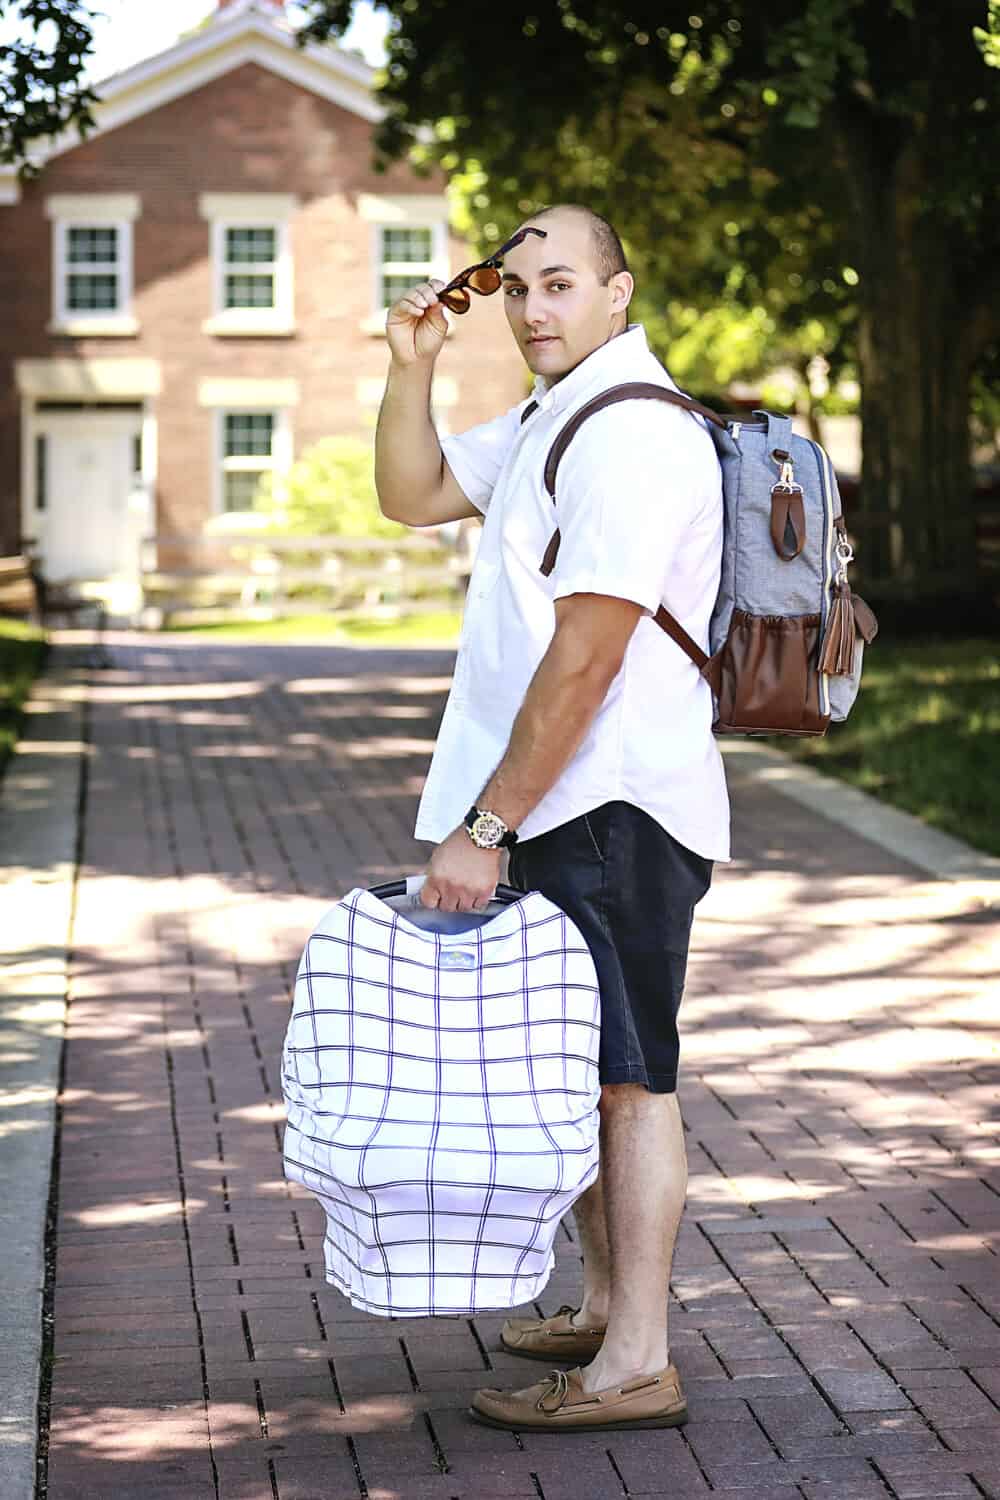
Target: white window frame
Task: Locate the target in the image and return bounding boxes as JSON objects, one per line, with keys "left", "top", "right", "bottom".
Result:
{"left": 45, "top": 193, "right": 140, "bottom": 336}
{"left": 213, "top": 407, "right": 293, "bottom": 518}
{"left": 373, "top": 222, "right": 448, "bottom": 313}
{"left": 200, "top": 193, "right": 297, "bottom": 336}
{"left": 217, "top": 223, "right": 282, "bottom": 318}
{"left": 357, "top": 193, "right": 450, "bottom": 335}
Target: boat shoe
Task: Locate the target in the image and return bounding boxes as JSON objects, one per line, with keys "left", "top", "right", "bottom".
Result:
{"left": 499, "top": 1304, "right": 607, "bottom": 1362}
{"left": 470, "top": 1363, "right": 688, "bottom": 1433}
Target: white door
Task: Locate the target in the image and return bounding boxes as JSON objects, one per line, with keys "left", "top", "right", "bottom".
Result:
{"left": 36, "top": 411, "right": 142, "bottom": 581}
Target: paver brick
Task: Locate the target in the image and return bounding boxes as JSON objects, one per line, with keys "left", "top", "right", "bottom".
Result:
{"left": 933, "top": 1423, "right": 1000, "bottom": 1453}
{"left": 815, "top": 1368, "right": 913, "bottom": 1412}
{"left": 885, "top": 1477, "right": 985, "bottom": 1499}
{"left": 798, "top": 1485, "right": 893, "bottom": 1500}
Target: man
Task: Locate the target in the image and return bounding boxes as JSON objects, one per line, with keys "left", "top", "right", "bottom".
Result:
{"left": 374, "top": 204, "right": 730, "bottom": 1433}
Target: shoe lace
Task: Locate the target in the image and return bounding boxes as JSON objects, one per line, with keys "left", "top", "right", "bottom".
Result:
{"left": 536, "top": 1369, "right": 570, "bottom": 1413}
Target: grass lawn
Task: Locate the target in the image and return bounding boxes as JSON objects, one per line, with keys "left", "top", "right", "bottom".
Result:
{"left": 0, "top": 619, "right": 47, "bottom": 782}
{"left": 168, "top": 610, "right": 462, "bottom": 647}
{"left": 775, "top": 637, "right": 1000, "bottom": 857}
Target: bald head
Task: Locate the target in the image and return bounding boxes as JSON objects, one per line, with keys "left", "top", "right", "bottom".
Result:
{"left": 521, "top": 204, "right": 629, "bottom": 286}
{"left": 501, "top": 204, "right": 634, "bottom": 380}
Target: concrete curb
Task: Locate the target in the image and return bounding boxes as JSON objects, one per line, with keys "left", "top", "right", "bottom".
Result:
{"left": 0, "top": 647, "right": 85, "bottom": 1500}
{"left": 721, "top": 739, "right": 1000, "bottom": 906}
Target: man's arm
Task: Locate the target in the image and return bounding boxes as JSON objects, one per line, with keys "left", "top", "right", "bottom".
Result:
{"left": 375, "top": 279, "right": 479, "bottom": 528}
{"left": 420, "top": 592, "right": 644, "bottom": 911}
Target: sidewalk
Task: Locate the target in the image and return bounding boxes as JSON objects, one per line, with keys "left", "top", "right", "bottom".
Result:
{"left": 6, "top": 635, "right": 1000, "bottom": 1500}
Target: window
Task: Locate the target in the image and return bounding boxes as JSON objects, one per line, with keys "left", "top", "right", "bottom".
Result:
{"left": 211, "top": 221, "right": 289, "bottom": 328}
{"left": 220, "top": 411, "right": 277, "bottom": 512}
{"left": 46, "top": 193, "right": 140, "bottom": 335}
{"left": 357, "top": 195, "right": 450, "bottom": 334}
{"left": 377, "top": 224, "right": 437, "bottom": 310}
{"left": 200, "top": 194, "right": 297, "bottom": 335}
{"left": 223, "top": 226, "right": 278, "bottom": 310}
{"left": 66, "top": 226, "right": 121, "bottom": 311}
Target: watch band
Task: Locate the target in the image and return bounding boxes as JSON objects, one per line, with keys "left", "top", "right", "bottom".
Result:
{"left": 464, "top": 804, "right": 519, "bottom": 850}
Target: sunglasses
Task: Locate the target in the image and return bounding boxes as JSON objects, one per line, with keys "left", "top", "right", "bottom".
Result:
{"left": 437, "top": 226, "right": 548, "bottom": 314}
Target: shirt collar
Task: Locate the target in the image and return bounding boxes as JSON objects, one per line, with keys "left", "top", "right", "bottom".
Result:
{"left": 531, "top": 324, "right": 651, "bottom": 416}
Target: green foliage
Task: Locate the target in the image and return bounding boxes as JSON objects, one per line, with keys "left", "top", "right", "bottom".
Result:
{"left": 0, "top": 0, "right": 101, "bottom": 172}
{"left": 294, "top": 3, "right": 996, "bottom": 370}
{"left": 255, "top": 436, "right": 404, "bottom": 539}
{"left": 778, "top": 639, "right": 1000, "bottom": 856}
{"left": 296, "top": 1, "right": 999, "bottom": 592}
{"left": 974, "top": 0, "right": 1000, "bottom": 66}
{"left": 972, "top": 347, "right": 1000, "bottom": 459}
{"left": 0, "top": 618, "right": 47, "bottom": 779}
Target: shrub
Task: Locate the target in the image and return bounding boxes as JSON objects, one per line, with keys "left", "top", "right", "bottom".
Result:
{"left": 254, "top": 436, "right": 406, "bottom": 539}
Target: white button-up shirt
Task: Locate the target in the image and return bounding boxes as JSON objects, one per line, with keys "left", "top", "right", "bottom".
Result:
{"left": 415, "top": 324, "right": 731, "bottom": 862}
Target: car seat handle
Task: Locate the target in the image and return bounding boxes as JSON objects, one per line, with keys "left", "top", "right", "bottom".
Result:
{"left": 368, "top": 878, "right": 523, "bottom": 904}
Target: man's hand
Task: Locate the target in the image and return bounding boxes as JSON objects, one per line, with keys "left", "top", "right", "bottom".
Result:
{"left": 386, "top": 278, "right": 449, "bottom": 368}
{"left": 421, "top": 826, "right": 502, "bottom": 911}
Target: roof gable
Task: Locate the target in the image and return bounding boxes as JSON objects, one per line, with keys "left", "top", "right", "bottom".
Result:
{"left": 1, "top": 1, "right": 382, "bottom": 202}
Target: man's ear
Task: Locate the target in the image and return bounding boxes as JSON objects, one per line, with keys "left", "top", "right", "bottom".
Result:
{"left": 610, "top": 271, "right": 634, "bottom": 314}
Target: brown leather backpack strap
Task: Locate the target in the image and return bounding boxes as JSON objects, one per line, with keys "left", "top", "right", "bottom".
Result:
{"left": 538, "top": 382, "right": 724, "bottom": 663}
{"left": 652, "top": 604, "right": 711, "bottom": 674}
{"left": 542, "top": 381, "right": 726, "bottom": 497}
{"left": 540, "top": 530, "right": 561, "bottom": 577}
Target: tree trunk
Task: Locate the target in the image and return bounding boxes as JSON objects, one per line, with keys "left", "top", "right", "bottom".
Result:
{"left": 856, "top": 289, "right": 978, "bottom": 596}
{"left": 844, "top": 134, "right": 980, "bottom": 599}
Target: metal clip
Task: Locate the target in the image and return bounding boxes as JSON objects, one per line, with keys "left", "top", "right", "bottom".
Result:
{"left": 834, "top": 537, "right": 854, "bottom": 586}
{"left": 771, "top": 450, "right": 798, "bottom": 492}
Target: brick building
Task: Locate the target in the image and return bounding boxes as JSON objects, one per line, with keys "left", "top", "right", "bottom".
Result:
{"left": 0, "top": 0, "right": 524, "bottom": 604}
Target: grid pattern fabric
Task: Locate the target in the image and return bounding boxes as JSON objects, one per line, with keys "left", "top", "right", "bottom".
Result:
{"left": 281, "top": 887, "right": 601, "bottom": 1317}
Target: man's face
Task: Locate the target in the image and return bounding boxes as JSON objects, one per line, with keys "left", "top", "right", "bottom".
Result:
{"left": 500, "top": 212, "right": 631, "bottom": 381}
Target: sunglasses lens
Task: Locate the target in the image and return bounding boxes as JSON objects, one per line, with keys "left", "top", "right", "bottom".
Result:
{"left": 467, "top": 265, "right": 502, "bottom": 296}
{"left": 439, "top": 286, "right": 471, "bottom": 313}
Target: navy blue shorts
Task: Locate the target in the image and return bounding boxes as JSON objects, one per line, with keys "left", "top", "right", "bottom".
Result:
{"left": 508, "top": 801, "right": 712, "bottom": 1094}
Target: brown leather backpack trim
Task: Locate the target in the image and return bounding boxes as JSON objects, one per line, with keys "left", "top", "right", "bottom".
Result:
{"left": 542, "top": 382, "right": 725, "bottom": 499}
{"left": 770, "top": 485, "right": 806, "bottom": 560}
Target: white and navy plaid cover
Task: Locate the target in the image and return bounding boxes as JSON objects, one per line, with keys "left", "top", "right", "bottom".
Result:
{"left": 281, "top": 886, "right": 601, "bottom": 1317}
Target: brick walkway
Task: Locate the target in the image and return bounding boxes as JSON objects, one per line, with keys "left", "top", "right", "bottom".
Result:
{"left": 44, "top": 639, "right": 1000, "bottom": 1500}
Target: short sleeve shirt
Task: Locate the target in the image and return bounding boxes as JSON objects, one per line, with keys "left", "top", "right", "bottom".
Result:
{"left": 415, "top": 324, "right": 731, "bottom": 862}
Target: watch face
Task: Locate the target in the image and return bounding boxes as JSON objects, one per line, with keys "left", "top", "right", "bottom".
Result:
{"left": 472, "top": 812, "right": 505, "bottom": 848}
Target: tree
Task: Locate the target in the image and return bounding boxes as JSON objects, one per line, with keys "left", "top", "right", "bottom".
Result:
{"left": 0, "top": 0, "right": 100, "bottom": 170}
{"left": 298, "top": 1, "right": 1000, "bottom": 603}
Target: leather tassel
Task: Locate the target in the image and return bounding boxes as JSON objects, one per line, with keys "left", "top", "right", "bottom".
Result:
{"left": 819, "top": 584, "right": 857, "bottom": 676}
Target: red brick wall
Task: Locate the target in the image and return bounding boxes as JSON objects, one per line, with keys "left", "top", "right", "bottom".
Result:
{"left": 0, "top": 60, "right": 527, "bottom": 552}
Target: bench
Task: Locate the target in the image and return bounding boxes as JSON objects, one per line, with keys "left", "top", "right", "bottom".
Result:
{"left": 0, "top": 556, "right": 36, "bottom": 619}
{"left": 0, "top": 554, "right": 109, "bottom": 663}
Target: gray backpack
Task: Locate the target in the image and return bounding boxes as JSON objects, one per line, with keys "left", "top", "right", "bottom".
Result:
{"left": 532, "top": 382, "right": 878, "bottom": 737}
